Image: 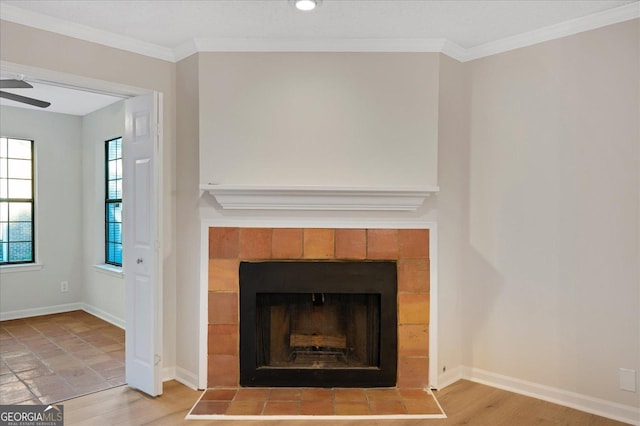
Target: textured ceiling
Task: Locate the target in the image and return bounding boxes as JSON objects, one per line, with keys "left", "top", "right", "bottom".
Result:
{"left": 1, "top": 0, "right": 637, "bottom": 50}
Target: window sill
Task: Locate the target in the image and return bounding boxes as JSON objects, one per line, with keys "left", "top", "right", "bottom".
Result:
{"left": 0, "top": 263, "right": 44, "bottom": 274}
{"left": 94, "top": 264, "right": 124, "bottom": 278}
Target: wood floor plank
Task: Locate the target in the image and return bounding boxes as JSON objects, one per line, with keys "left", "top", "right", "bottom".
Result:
{"left": 59, "top": 379, "right": 630, "bottom": 426}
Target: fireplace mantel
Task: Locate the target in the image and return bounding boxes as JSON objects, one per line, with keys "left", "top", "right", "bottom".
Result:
{"left": 200, "top": 184, "right": 439, "bottom": 211}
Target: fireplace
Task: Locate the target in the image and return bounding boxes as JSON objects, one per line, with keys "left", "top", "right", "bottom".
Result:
{"left": 207, "top": 227, "right": 430, "bottom": 390}
{"left": 239, "top": 261, "right": 397, "bottom": 387}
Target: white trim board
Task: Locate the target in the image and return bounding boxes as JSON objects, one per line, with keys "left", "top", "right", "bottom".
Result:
{"left": 436, "top": 365, "right": 465, "bottom": 392}
{"left": 0, "top": 302, "right": 125, "bottom": 330}
{"left": 186, "top": 413, "right": 447, "bottom": 421}
{"left": 172, "top": 366, "right": 200, "bottom": 391}
{"left": 0, "top": 302, "right": 84, "bottom": 321}
{"left": 438, "top": 366, "right": 640, "bottom": 425}
{"left": 1, "top": 3, "right": 638, "bottom": 63}
{"left": 163, "top": 365, "right": 200, "bottom": 391}
{"left": 0, "top": 263, "right": 44, "bottom": 274}
{"left": 200, "top": 184, "right": 438, "bottom": 211}
{"left": 0, "top": 4, "right": 174, "bottom": 61}
{"left": 82, "top": 303, "right": 125, "bottom": 330}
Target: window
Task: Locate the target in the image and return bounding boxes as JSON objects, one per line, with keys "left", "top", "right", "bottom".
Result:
{"left": 0, "top": 137, "right": 35, "bottom": 265}
{"left": 105, "top": 137, "right": 123, "bottom": 266}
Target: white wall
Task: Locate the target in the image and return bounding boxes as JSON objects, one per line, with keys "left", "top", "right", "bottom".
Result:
{"left": 435, "top": 54, "right": 470, "bottom": 385}
{"left": 0, "top": 101, "right": 127, "bottom": 327}
{"left": 175, "top": 53, "right": 201, "bottom": 385}
{"left": 465, "top": 19, "right": 639, "bottom": 409}
{"left": 0, "top": 106, "right": 84, "bottom": 316}
{"left": 81, "top": 100, "right": 126, "bottom": 326}
{"left": 198, "top": 53, "right": 439, "bottom": 188}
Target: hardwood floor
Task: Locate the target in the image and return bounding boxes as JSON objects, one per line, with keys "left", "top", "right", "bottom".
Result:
{"left": 60, "top": 379, "right": 630, "bottom": 425}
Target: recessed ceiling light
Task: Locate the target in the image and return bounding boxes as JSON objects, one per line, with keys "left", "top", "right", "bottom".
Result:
{"left": 292, "top": 0, "right": 321, "bottom": 12}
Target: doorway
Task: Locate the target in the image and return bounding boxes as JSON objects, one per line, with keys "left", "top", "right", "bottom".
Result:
{"left": 0, "top": 61, "right": 164, "bottom": 397}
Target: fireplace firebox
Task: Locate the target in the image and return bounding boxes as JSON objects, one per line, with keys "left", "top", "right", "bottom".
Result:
{"left": 239, "top": 261, "right": 397, "bottom": 387}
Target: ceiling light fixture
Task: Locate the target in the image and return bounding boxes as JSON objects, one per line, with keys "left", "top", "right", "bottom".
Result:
{"left": 292, "top": 0, "right": 320, "bottom": 12}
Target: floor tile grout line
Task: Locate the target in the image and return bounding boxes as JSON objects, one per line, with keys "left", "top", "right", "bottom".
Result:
{"left": 260, "top": 393, "right": 267, "bottom": 415}
{"left": 27, "top": 318, "right": 96, "bottom": 405}
{"left": 195, "top": 386, "right": 441, "bottom": 416}
{"left": 0, "top": 312, "right": 125, "bottom": 405}
{"left": 1, "top": 322, "right": 44, "bottom": 404}
{"left": 14, "top": 317, "right": 108, "bottom": 404}
{"left": 363, "top": 387, "right": 371, "bottom": 414}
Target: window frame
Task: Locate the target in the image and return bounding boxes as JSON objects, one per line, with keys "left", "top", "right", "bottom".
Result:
{"left": 0, "top": 137, "right": 36, "bottom": 266}
{"left": 105, "top": 137, "right": 123, "bottom": 267}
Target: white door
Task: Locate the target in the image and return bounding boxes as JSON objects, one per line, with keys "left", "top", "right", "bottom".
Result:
{"left": 124, "top": 93, "right": 163, "bottom": 396}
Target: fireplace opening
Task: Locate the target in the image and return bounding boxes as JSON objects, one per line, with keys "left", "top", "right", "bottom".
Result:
{"left": 257, "top": 293, "right": 380, "bottom": 369}
{"left": 240, "top": 261, "right": 397, "bottom": 388}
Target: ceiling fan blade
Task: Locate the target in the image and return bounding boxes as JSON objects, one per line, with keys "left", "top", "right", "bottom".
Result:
{"left": 0, "top": 91, "right": 51, "bottom": 108}
{"left": 0, "top": 79, "right": 33, "bottom": 89}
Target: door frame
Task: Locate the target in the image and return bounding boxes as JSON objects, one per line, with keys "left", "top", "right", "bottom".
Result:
{"left": 1, "top": 60, "right": 165, "bottom": 392}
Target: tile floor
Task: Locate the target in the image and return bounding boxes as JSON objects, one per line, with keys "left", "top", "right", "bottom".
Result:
{"left": 0, "top": 310, "right": 125, "bottom": 405}
{"left": 189, "top": 386, "right": 443, "bottom": 417}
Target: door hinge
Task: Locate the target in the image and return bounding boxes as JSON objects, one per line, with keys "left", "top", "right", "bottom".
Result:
{"left": 154, "top": 354, "right": 161, "bottom": 366}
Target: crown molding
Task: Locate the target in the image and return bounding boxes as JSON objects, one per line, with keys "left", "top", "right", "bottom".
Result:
{"left": 174, "top": 39, "right": 200, "bottom": 62}
{"left": 440, "top": 40, "right": 469, "bottom": 62}
{"left": 465, "top": 2, "right": 640, "bottom": 61}
{"left": 194, "top": 37, "right": 448, "bottom": 52}
{"left": 1, "top": 3, "right": 638, "bottom": 64}
{"left": 174, "top": 37, "right": 461, "bottom": 61}
{"left": 0, "top": 4, "right": 175, "bottom": 62}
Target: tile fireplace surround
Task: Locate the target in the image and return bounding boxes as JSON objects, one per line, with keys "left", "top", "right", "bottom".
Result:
{"left": 207, "top": 227, "right": 430, "bottom": 389}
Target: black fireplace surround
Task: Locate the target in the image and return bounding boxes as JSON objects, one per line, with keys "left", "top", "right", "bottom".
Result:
{"left": 239, "top": 261, "right": 397, "bottom": 388}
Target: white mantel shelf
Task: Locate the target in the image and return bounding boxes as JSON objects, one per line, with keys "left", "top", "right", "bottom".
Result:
{"left": 200, "top": 184, "right": 439, "bottom": 211}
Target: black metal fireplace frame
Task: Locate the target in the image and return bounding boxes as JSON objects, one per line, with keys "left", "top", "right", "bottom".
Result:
{"left": 239, "top": 260, "right": 397, "bottom": 388}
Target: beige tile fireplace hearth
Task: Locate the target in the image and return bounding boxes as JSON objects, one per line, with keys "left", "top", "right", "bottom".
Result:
{"left": 207, "top": 227, "right": 430, "bottom": 390}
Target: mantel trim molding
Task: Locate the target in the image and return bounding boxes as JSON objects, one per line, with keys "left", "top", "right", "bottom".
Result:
{"left": 200, "top": 184, "right": 439, "bottom": 211}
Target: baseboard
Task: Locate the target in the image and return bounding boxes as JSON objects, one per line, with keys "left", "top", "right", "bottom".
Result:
{"left": 173, "top": 366, "right": 200, "bottom": 390}
{"left": 161, "top": 365, "right": 198, "bottom": 390}
{"left": 0, "top": 302, "right": 126, "bottom": 330}
{"left": 463, "top": 366, "right": 640, "bottom": 426}
{"left": 0, "top": 302, "right": 84, "bottom": 321}
{"left": 81, "top": 303, "right": 125, "bottom": 329}
{"left": 435, "top": 366, "right": 464, "bottom": 390}
{"left": 162, "top": 366, "right": 176, "bottom": 382}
